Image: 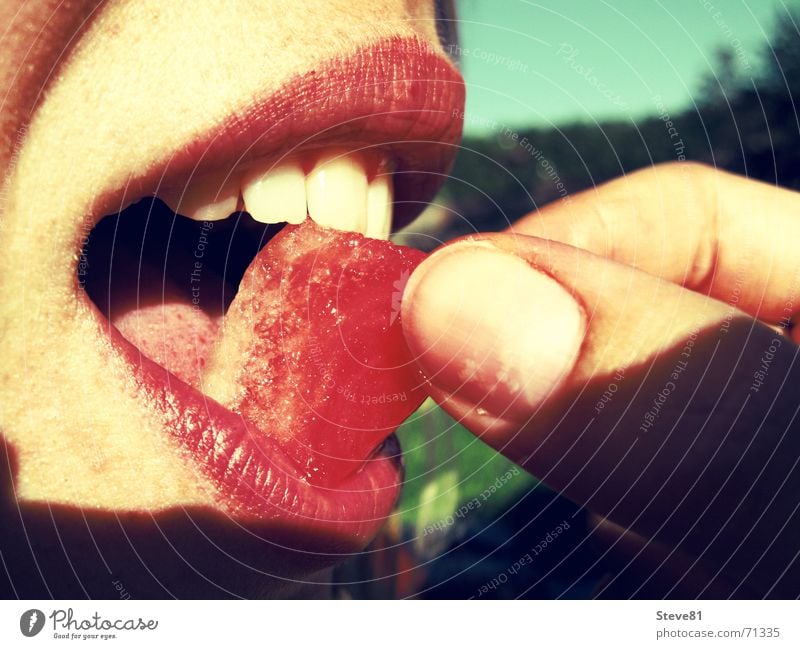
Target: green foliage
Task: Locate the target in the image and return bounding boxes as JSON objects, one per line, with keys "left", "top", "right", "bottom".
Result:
{"left": 395, "top": 400, "right": 536, "bottom": 533}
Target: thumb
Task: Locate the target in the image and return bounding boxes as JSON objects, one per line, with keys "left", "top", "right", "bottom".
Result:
{"left": 401, "top": 233, "right": 737, "bottom": 455}
{"left": 401, "top": 233, "right": 800, "bottom": 596}
{"left": 401, "top": 239, "right": 586, "bottom": 429}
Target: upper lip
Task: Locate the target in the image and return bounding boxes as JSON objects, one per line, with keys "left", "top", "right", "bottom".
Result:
{"left": 82, "top": 36, "right": 464, "bottom": 552}
{"left": 93, "top": 35, "right": 465, "bottom": 230}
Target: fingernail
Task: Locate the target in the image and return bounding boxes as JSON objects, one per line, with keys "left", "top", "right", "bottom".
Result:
{"left": 401, "top": 242, "right": 585, "bottom": 421}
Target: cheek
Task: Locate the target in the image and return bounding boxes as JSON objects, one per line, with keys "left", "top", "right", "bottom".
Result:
{"left": 0, "top": 0, "right": 102, "bottom": 172}
{"left": 0, "top": 0, "right": 452, "bottom": 592}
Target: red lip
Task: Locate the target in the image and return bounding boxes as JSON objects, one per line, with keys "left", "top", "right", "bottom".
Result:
{"left": 80, "top": 37, "right": 464, "bottom": 551}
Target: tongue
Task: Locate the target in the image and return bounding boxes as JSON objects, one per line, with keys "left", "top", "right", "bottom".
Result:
{"left": 86, "top": 210, "right": 232, "bottom": 390}
{"left": 201, "top": 218, "right": 428, "bottom": 486}
{"left": 109, "top": 254, "right": 224, "bottom": 389}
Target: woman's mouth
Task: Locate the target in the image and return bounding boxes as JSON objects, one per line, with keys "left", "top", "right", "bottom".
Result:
{"left": 62, "top": 36, "right": 464, "bottom": 552}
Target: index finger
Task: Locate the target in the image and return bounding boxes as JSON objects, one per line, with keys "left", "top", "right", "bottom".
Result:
{"left": 510, "top": 162, "right": 800, "bottom": 325}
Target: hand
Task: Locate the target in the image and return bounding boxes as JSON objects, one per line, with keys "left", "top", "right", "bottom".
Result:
{"left": 401, "top": 162, "right": 800, "bottom": 598}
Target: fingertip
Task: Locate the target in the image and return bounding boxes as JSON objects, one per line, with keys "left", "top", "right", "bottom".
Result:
{"left": 401, "top": 240, "right": 586, "bottom": 422}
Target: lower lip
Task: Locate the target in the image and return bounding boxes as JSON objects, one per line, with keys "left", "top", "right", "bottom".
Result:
{"left": 86, "top": 302, "right": 402, "bottom": 549}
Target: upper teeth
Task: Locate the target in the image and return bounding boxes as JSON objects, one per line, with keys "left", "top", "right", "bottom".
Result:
{"left": 160, "top": 171, "right": 240, "bottom": 222}
{"left": 365, "top": 171, "right": 393, "bottom": 240}
{"left": 306, "top": 150, "right": 369, "bottom": 234}
{"left": 242, "top": 159, "right": 306, "bottom": 225}
{"left": 159, "top": 149, "right": 394, "bottom": 239}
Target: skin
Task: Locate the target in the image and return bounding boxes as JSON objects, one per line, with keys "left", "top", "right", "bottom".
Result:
{"left": 0, "top": 0, "right": 443, "bottom": 508}
{"left": 3, "top": 1, "right": 797, "bottom": 599}
{"left": 0, "top": 0, "right": 446, "bottom": 598}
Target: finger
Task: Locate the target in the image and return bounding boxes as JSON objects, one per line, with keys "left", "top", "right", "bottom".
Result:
{"left": 401, "top": 234, "right": 800, "bottom": 596}
{"left": 512, "top": 162, "right": 800, "bottom": 326}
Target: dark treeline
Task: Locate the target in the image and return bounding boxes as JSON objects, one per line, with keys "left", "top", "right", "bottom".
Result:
{"left": 440, "top": 9, "right": 800, "bottom": 240}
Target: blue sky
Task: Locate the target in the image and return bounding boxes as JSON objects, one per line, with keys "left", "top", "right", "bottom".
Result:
{"left": 455, "top": 0, "right": 793, "bottom": 134}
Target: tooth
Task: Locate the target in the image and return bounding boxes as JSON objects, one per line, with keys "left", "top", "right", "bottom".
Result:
{"left": 306, "top": 150, "right": 368, "bottom": 234}
{"left": 241, "top": 160, "right": 307, "bottom": 225}
{"left": 365, "top": 173, "right": 393, "bottom": 239}
{"left": 160, "top": 173, "right": 239, "bottom": 221}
